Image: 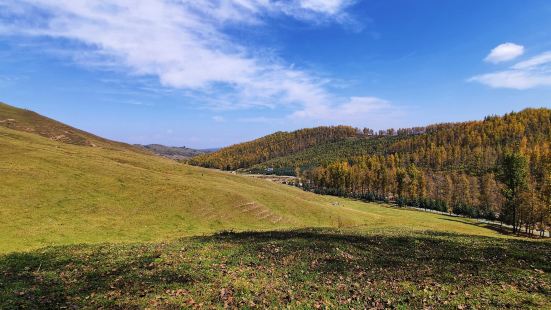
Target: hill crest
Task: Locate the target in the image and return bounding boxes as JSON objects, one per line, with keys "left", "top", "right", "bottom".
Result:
{"left": 0, "top": 102, "right": 144, "bottom": 152}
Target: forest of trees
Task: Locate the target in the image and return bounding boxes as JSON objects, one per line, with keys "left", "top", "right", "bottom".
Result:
{"left": 299, "top": 109, "right": 551, "bottom": 236}
{"left": 189, "top": 126, "right": 358, "bottom": 170}
{"left": 190, "top": 108, "right": 551, "bottom": 235}
{"left": 301, "top": 151, "right": 550, "bottom": 234}
{"left": 247, "top": 135, "right": 405, "bottom": 175}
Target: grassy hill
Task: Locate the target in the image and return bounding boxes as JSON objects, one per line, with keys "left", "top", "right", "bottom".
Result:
{"left": 0, "top": 124, "right": 514, "bottom": 253}
{"left": 0, "top": 125, "right": 349, "bottom": 252}
{"left": 1, "top": 102, "right": 549, "bottom": 309}
{"left": 0, "top": 102, "right": 143, "bottom": 152}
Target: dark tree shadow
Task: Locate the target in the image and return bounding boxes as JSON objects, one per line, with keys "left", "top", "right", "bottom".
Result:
{"left": 439, "top": 217, "right": 546, "bottom": 238}
{"left": 1, "top": 229, "right": 550, "bottom": 309}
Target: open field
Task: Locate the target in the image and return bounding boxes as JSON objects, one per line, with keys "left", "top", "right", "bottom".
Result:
{"left": 1, "top": 229, "right": 550, "bottom": 309}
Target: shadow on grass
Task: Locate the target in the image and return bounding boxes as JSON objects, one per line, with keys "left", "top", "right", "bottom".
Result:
{"left": 439, "top": 217, "right": 546, "bottom": 238}
{"left": 1, "top": 229, "right": 550, "bottom": 308}
{"left": 0, "top": 245, "right": 192, "bottom": 308}
{"left": 207, "top": 229, "right": 550, "bottom": 269}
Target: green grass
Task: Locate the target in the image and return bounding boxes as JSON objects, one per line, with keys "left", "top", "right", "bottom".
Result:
{"left": 1, "top": 229, "right": 549, "bottom": 309}
{"left": 2, "top": 110, "right": 549, "bottom": 308}
{"left": 0, "top": 102, "right": 141, "bottom": 151}
{"left": 0, "top": 126, "right": 512, "bottom": 253}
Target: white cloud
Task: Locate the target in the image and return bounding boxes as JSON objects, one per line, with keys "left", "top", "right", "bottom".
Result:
{"left": 469, "top": 71, "right": 551, "bottom": 90}
{"left": 512, "top": 51, "right": 551, "bottom": 69}
{"left": 233, "top": 96, "right": 404, "bottom": 129}
{"left": 0, "top": 74, "right": 26, "bottom": 87}
{"left": 2, "top": 0, "right": 403, "bottom": 128}
{"left": 212, "top": 115, "right": 225, "bottom": 122}
{"left": 0, "top": 0, "right": 358, "bottom": 111}
{"left": 470, "top": 50, "right": 551, "bottom": 89}
{"left": 484, "top": 43, "right": 524, "bottom": 63}
{"left": 290, "top": 97, "right": 396, "bottom": 124}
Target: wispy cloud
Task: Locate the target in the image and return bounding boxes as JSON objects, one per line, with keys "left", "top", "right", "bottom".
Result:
{"left": 470, "top": 49, "right": 551, "bottom": 89}
{"left": 0, "top": 1, "right": 406, "bottom": 127}
{"left": 212, "top": 115, "right": 225, "bottom": 122}
{"left": 0, "top": 1, "right": 359, "bottom": 109}
{"left": 0, "top": 74, "right": 28, "bottom": 89}
{"left": 512, "top": 51, "right": 551, "bottom": 70}
{"left": 484, "top": 42, "right": 524, "bottom": 63}
{"left": 232, "top": 96, "right": 404, "bottom": 129}
{"left": 291, "top": 96, "right": 389, "bottom": 119}
{"left": 290, "top": 96, "right": 404, "bottom": 127}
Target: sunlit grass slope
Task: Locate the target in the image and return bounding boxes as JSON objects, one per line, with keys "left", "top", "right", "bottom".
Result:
{"left": 0, "top": 125, "right": 514, "bottom": 253}
{"left": 0, "top": 102, "right": 142, "bottom": 152}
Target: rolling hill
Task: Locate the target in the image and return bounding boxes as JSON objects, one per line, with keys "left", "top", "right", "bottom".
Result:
{"left": 0, "top": 102, "right": 503, "bottom": 253}
{"left": 1, "top": 102, "right": 549, "bottom": 309}
{"left": 0, "top": 124, "right": 353, "bottom": 252}
{"left": 190, "top": 109, "right": 551, "bottom": 232}
{"left": 0, "top": 102, "right": 143, "bottom": 152}
{"left": 191, "top": 108, "right": 551, "bottom": 176}
{"left": 136, "top": 144, "right": 214, "bottom": 160}
{"left": 188, "top": 125, "right": 359, "bottom": 170}
{"left": 246, "top": 135, "right": 405, "bottom": 175}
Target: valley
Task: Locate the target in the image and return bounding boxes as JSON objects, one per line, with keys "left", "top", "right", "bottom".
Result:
{"left": 0, "top": 102, "right": 549, "bottom": 308}
{"left": 1, "top": 2, "right": 551, "bottom": 308}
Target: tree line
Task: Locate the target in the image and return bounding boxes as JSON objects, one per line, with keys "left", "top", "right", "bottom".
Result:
{"left": 298, "top": 109, "right": 550, "bottom": 236}
{"left": 189, "top": 108, "right": 551, "bottom": 236}
{"left": 301, "top": 151, "right": 550, "bottom": 235}
{"left": 189, "top": 126, "right": 358, "bottom": 170}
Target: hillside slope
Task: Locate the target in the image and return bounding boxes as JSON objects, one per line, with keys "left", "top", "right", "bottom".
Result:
{"left": 190, "top": 109, "right": 551, "bottom": 228}
{"left": 136, "top": 144, "right": 213, "bottom": 160}
{"left": 236, "top": 108, "right": 551, "bottom": 177}
{"left": 298, "top": 109, "right": 551, "bottom": 215}
{"left": 0, "top": 126, "right": 349, "bottom": 252}
{"left": 189, "top": 126, "right": 359, "bottom": 170}
{"left": 0, "top": 102, "right": 143, "bottom": 152}
{"left": 247, "top": 135, "right": 405, "bottom": 175}
{"left": 0, "top": 124, "right": 510, "bottom": 253}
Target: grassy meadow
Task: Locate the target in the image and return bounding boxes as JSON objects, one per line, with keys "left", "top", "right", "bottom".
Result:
{"left": 0, "top": 125, "right": 511, "bottom": 253}
{"left": 1, "top": 229, "right": 549, "bottom": 309}
{"left": 1, "top": 118, "right": 549, "bottom": 309}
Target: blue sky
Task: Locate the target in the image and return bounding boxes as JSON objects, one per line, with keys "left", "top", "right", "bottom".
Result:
{"left": 1, "top": 0, "right": 551, "bottom": 148}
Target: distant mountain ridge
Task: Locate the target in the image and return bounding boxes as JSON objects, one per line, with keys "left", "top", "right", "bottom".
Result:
{"left": 136, "top": 144, "right": 215, "bottom": 160}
